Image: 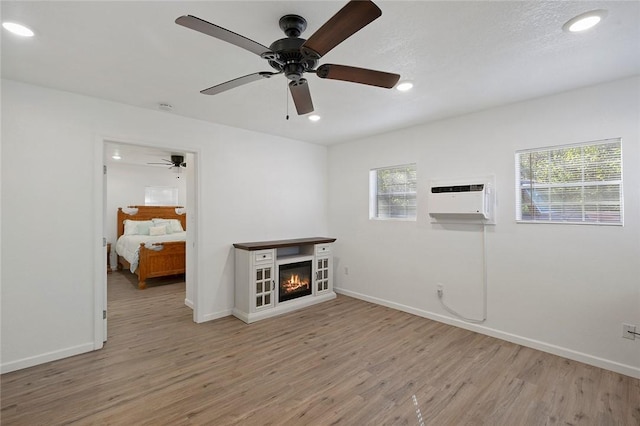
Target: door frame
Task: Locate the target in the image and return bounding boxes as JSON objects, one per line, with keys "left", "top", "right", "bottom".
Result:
{"left": 93, "top": 134, "right": 201, "bottom": 348}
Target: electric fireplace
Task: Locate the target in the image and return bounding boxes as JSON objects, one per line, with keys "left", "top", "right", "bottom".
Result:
{"left": 233, "top": 237, "right": 337, "bottom": 323}
{"left": 278, "top": 260, "right": 312, "bottom": 302}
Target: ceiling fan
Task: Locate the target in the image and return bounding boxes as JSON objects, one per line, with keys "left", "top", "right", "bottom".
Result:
{"left": 148, "top": 155, "right": 187, "bottom": 170}
{"left": 175, "top": 0, "right": 400, "bottom": 115}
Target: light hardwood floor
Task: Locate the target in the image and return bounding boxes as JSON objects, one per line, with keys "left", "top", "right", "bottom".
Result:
{"left": 2, "top": 271, "right": 639, "bottom": 425}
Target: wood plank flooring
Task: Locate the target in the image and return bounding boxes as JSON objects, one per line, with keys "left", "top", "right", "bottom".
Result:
{"left": 2, "top": 271, "right": 639, "bottom": 425}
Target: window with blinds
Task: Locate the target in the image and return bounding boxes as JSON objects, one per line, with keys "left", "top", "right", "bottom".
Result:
{"left": 369, "top": 164, "right": 417, "bottom": 220}
{"left": 144, "top": 186, "right": 179, "bottom": 206}
{"left": 515, "top": 138, "right": 622, "bottom": 225}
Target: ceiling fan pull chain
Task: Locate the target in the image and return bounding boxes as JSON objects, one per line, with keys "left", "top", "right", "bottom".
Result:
{"left": 285, "top": 81, "right": 290, "bottom": 120}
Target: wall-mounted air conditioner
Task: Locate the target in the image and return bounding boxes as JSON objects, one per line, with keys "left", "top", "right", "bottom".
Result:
{"left": 427, "top": 176, "right": 495, "bottom": 223}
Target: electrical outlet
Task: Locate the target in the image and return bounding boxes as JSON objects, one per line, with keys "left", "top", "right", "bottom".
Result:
{"left": 436, "top": 284, "right": 444, "bottom": 298}
{"left": 623, "top": 323, "right": 636, "bottom": 340}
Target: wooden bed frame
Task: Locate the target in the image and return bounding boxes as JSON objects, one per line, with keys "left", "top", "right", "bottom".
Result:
{"left": 117, "top": 206, "right": 187, "bottom": 289}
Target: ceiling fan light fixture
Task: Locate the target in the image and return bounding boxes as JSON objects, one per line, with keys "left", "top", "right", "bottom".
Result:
{"left": 396, "top": 81, "right": 414, "bottom": 92}
{"left": 308, "top": 114, "right": 321, "bottom": 122}
{"left": 562, "top": 10, "right": 607, "bottom": 33}
{"left": 2, "top": 22, "right": 35, "bottom": 37}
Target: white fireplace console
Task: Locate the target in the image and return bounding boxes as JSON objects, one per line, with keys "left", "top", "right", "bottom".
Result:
{"left": 233, "top": 237, "right": 337, "bottom": 323}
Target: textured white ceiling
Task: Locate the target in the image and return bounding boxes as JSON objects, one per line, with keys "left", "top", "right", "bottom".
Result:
{"left": 2, "top": 1, "right": 639, "bottom": 145}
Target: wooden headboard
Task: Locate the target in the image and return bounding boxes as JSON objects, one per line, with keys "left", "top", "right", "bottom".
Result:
{"left": 117, "top": 206, "right": 186, "bottom": 238}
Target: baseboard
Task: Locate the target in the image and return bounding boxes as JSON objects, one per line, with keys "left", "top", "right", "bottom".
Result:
{"left": 233, "top": 292, "right": 337, "bottom": 324}
{"left": 1, "top": 342, "right": 95, "bottom": 374}
{"left": 184, "top": 298, "right": 194, "bottom": 309}
{"left": 231, "top": 308, "right": 249, "bottom": 323}
{"left": 199, "top": 308, "right": 233, "bottom": 323}
{"left": 334, "top": 287, "right": 640, "bottom": 379}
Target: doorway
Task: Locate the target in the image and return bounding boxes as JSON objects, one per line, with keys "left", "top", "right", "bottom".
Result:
{"left": 94, "top": 138, "right": 199, "bottom": 346}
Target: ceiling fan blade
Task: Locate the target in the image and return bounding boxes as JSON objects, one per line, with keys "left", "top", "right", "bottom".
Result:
{"left": 316, "top": 64, "right": 400, "bottom": 89}
{"left": 201, "top": 72, "right": 279, "bottom": 95}
{"left": 301, "top": 0, "right": 381, "bottom": 59}
{"left": 176, "top": 15, "right": 272, "bottom": 57}
{"left": 289, "top": 79, "right": 314, "bottom": 115}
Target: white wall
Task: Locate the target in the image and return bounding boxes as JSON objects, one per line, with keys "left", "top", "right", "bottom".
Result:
{"left": 3, "top": 77, "right": 638, "bottom": 377}
{"left": 1, "top": 79, "right": 328, "bottom": 372}
{"left": 106, "top": 162, "right": 187, "bottom": 267}
{"left": 328, "top": 76, "right": 640, "bottom": 378}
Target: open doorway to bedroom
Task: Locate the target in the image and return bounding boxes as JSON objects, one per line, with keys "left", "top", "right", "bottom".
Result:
{"left": 101, "top": 140, "right": 198, "bottom": 340}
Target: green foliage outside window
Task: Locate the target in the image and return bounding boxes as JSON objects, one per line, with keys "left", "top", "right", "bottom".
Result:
{"left": 372, "top": 164, "right": 417, "bottom": 219}
{"left": 517, "top": 139, "right": 622, "bottom": 224}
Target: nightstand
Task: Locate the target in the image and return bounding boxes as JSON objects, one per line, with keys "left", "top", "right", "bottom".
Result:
{"left": 107, "top": 243, "right": 112, "bottom": 273}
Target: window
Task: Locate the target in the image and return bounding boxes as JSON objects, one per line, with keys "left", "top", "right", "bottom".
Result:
{"left": 370, "top": 164, "right": 417, "bottom": 220}
{"left": 515, "top": 138, "right": 622, "bottom": 225}
{"left": 144, "top": 186, "right": 179, "bottom": 206}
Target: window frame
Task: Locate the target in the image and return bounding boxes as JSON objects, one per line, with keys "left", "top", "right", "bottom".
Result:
{"left": 144, "top": 186, "right": 179, "bottom": 206}
{"left": 515, "top": 138, "right": 623, "bottom": 226}
{"left": 369, "top": 163, "right": 417, "bottom": 221}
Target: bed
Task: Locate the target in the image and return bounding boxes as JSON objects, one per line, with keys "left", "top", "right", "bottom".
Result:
{"left": 116, "top": 206, "right": 187, "bottom": 289}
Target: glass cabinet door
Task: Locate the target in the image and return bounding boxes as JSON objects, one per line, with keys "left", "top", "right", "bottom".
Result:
{"left": 315, "top": 257, "right": 330, "bottom": 293}
{"left": 255, "top": 266, "right": 274, "bottom": 309}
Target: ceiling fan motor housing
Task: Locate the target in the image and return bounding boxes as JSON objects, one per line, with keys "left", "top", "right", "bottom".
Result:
{"left": 268, "top": 15, "right": 318, "bottom": 81}
{"left": 171, "top": 155, "right": 185, "bottom": 166}
{"left": 279, "top": 14, "right": 306, "bottom": 37}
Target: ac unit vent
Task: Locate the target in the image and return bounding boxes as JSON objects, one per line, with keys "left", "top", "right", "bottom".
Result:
{"left": 431, "top": 184, "right": 484, "bottom": 193}
{"left": 428, "top": 178, "right": 495, "bottom": 223}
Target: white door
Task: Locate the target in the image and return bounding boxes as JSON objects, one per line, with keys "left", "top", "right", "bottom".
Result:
{"left": 103, "top": 164, "right": 108, "bottom": 341}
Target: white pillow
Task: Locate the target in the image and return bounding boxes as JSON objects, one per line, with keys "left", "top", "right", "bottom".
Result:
{"left": 123, "top": 220, "right": 153, "bottom": 235}
{"left": 152, "top": 218, "right": 184, "bottom": 233}
{"left": 151, "top": 219, "right": 172, "bottom": 234}
{"left": 149, "top": 225, "right": 167, "bottom": 236}
{"left": 169, "top": 219, "right": 184, "bottom": 233}
{"left": 123, "top": 220, "right": 136, "bottom": 235}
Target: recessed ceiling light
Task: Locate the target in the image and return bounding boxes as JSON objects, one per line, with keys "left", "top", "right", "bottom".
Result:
{"left": 112, "top": 154, "right": 121, "bottom": 160}
{"left": 2, "top": 22, "right": 35, "bottom": 37}
{"left": 396, "top": 81, "right": 414, "bottom": 92}
{"left": 158, "top": 103, "right": 173, "bottom": 112}
{"left": 308, "top": 114, "right": 321, "bottom": 122}
{"left": 562, "top": 10, "right": 607, "bottom": 33}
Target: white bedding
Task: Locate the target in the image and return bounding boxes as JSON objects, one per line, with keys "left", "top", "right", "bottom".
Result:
{"left": 115, "top": 232, "right": 186, "bottom": 273}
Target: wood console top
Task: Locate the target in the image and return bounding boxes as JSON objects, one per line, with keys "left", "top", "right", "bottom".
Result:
{"left": 233, "top": 237, "right": 336, "bottom": 251}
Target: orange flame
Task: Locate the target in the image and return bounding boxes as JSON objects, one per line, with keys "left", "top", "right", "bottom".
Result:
{"left": 282, "top": 273, "right": 309, "bottom": 293}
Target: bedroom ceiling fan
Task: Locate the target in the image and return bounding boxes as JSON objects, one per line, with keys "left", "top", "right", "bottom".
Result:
{"left": 175, "top": 0, "right": 400, "bottom": 115}
{"left": 148, "top": 155, "right": 187, "bottom": 171}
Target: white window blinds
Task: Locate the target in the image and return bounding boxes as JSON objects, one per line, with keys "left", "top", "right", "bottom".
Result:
{"left": 144, "top": 186, "right": 179, "bottom": 206}
{"left": 515, "top": 138, "right": 622, "bottom": 225}
{"left": 370, "top": 164, "right": 417, "bottom": 220}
